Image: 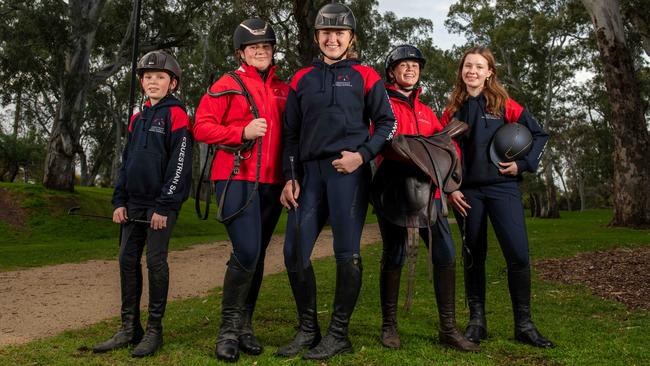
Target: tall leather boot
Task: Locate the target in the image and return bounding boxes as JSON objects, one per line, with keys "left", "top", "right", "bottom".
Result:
{"left": 434, "top": 265, "right": 480, "bottom": 352}
{"left": 239, "top": 259, "right": 264, "bottom": 355}
{"left": 215, "top": 254, "right": 255, "bottom": 362}
{"left": 464, "top": 262, "right": 487, "bottom": 344}
{"left": 93, "top": 258, "right": 144, "bottom": 353}
{"left": 276, "top": 264, "right": 321, "bottom": 357}
{"left": 379, "top": 260, "right": 402, "bottom": 349}
{"left": 508, "top": 266, "right": 555, "bottom": 348}
{"left": 132, "top": 262, "right": 169, "bottom": 357}
{"left": 303, "top": 255, "right": 362, "bottom": 360}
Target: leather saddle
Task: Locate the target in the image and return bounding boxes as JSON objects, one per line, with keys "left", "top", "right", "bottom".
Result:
{"left": 371, "top": 118, "right": 468, "bottom": 228}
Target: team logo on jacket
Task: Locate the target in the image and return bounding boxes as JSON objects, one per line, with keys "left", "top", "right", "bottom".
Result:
{"left": 482, "top": 113, "right": 501, "bottom": 120}
{"left": 148, "top": 117, "right": 166, "bottom": 134}
{"left": 334, "top": 74, "right": 352, "bottom": 87}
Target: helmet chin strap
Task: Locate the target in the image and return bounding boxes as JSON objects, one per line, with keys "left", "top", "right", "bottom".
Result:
{"left": 322, "top": 47, "right": 348, "bottom": 62}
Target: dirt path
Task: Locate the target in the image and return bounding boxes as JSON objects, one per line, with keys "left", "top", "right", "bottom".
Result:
{"left": 0, "top": 224, "right": 381, "bottom": 347}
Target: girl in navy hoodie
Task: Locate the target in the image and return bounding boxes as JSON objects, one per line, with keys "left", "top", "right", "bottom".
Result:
{"left": 278, "top": 3, "right": 396, "bottom": 360}
{"left": 441, "top": 46, "right": 553, "bottom": 348}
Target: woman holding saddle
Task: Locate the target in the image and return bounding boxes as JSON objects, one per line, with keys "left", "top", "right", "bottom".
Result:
{"left": 278, "top": 2, "right": 396, "bottom": 360}
{"left": 193, "top": 18, "right": 288, "bottom": 362}
{"left": 443, "top": 46, "right": 554, "bottom": 348}
{"left": 371, "top": 45, "right": 478, "bottom": 352}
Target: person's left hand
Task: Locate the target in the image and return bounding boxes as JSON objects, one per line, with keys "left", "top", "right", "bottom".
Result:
{"left": 332, "top": 151, "right": 363, "bottom": 174}
{"left": 150, "top": 213, "right": 168, "bottom": 230}
{"left": 498, "top": 161, "right": 518, "bottom": 176}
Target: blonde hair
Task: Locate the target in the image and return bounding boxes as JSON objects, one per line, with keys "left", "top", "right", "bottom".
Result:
{"left": 445, "top": 46, "right": 509, "bottom": 116}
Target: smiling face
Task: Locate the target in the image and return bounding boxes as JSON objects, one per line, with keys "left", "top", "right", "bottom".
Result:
{"left": 316, "top": 29, "right": 353, "bottom": 64}
{"left": 461, "top": 53, "right": 493, "bottom": 96}
{"left": 240, "top": 42, "right": 274, "bottom": 71}
{"left": 140, "top": 71, "right": 176, "bottom": 105}
{"left": 390, "top": 60, "right": 421, "bottom": 90}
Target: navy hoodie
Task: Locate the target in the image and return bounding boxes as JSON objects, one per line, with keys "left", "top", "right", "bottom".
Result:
{"left": 112, "top": 95, "right": 193, "bottom": 215}
{"left": 282, "top": 58, "right": 397, "bottom": 179}
{"left": 441, "top": 94, "right": 548, "bottom": 187}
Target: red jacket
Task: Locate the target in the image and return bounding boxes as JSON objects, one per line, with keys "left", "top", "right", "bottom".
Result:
{"left": 194, "top": 63, "right": 288, "bottom": 184}
{"left": 377, "top": 84, "right": 448, "bottom": 198}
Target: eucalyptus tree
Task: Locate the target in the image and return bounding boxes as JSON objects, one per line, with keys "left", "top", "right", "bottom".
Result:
{"left": 582, "top": 0, "right": 650, "bottom": 227}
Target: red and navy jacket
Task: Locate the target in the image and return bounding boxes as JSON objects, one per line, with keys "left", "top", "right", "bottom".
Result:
{"left": 112, "top": 95, "right": 193, "bottom": 215}
{"left": 194, "top": 63, "right": 288, "bottom": 184}
{"left": 282, "top": 58, "right": 397, "bottom": 180}
{"left": 378, "top": 84, "right": 448, "bottom": 198}
{"left": 440, "top": 94, "right": 548, "bottom": 187}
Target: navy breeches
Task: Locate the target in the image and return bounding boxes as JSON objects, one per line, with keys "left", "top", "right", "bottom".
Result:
{"left": 378, "top": 199, "right": 456, "bottom": 269}
{"left": 283, "top": 157, "right": 370, "bottom": 270}
{"left": 455, "top": 181, "right": 530, "bottom": 270}
{"left": 215, "top": 180, "right": 283, "bottom": 271}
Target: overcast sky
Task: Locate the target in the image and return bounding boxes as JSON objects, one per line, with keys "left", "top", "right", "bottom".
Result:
{"left": 376, "top": 0, "right": 467, "bottom": 50}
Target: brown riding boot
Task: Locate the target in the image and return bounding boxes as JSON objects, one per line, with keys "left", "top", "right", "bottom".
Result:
{"left": 379, "top": 261, "right": 402, "bottom": 349}
{"left": 434, "top": 265, "right": 480, "bottom": 352}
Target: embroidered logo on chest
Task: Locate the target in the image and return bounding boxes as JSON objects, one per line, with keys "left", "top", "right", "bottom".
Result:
{"left": 482, "top": 114, "right": 501, "bottom": 120}
{"left": 148, "top": 117, "right": 166, "bottom": 134}
{"left": 334, "top": 74, "right": 352, "bottom": 87}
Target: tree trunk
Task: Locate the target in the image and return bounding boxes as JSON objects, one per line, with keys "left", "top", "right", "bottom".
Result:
{"left": 79, "top": 151, "right": 89, "bottom": 186}
{"left": 583, "top": 0, "right": 650, "bottom": 227}
{"left": 293, "top": 0, "right": 319, "bottom": 66}
{"left": 554, "top": 163, "right": 571, "bottom": 211}
{"left": 13, "top": 87, "right": 21, "bottom": 137}
{"left": 43, "top": 0, "right": 106, "bottom": 192}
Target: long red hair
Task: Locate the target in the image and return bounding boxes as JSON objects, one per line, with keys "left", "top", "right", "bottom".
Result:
{"left": 445, "top": 46, "right": 509, "bottom": 116}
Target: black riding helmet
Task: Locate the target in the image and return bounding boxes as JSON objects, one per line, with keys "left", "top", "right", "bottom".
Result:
{"left": 384, "top": 44, "right": 426, "bottom": 82}
{"left": 314, "top": 3, "right": 356, "bottom": 32}
{"left": 136, "top": 50, "right": 182, "bottom": 91}
{"left": 233, "top": 18, "right": 277, "bottom": 50}
{"left": 489, "top": 123, "right": 533, "bottom": 169}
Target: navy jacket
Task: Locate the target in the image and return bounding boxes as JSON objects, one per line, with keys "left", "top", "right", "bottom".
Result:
{"left": 112, "top": 95, "right": 193, "bottom": 215}
{"left": 282, "top": 59, "right": 397, "bottom": 179}
{"left": 441, "top": 95, "right": 548, "bottom": 187}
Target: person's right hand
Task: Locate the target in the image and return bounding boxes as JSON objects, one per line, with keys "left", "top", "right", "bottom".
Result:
{"left": 243, "top": 118, "right": 267, "bottom": 140}
{"left": 280, "top": 180, "right": 300, "bottom": 210}
{"left": 113, "top": 207, "right": 128, "bottom": 224}
{"left": 449, "top": 190, "right": 471, "bottom": 217}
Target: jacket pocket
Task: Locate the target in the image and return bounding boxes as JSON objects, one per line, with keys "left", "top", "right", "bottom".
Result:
{"left": 301, "top": 111, "right": 347, "bottom": 157}
{"left": 125, "top": 150, "right": 163, "bottom": 198}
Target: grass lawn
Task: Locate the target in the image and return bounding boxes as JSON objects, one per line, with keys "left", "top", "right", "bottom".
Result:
{"left": 0, "top": 208, "right": 649, "bottom": 365}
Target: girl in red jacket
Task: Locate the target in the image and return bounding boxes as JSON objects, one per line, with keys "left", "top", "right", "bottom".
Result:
{"left": 371, "top": 45, "right": 478, "bottom": 352}
{"left": 193, "top": 18, "right": 288, "bottom": 362}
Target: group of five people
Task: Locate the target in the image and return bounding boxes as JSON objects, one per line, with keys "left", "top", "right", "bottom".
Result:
{"left": 93, "top": 2, "right": 553, "bottom": 361}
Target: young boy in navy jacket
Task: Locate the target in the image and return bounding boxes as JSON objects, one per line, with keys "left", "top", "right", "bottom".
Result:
{"left": 93, "top": 50, "right": 193, "bottom": 358}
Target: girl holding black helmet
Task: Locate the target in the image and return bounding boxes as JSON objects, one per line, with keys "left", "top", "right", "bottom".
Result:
{"left": 371, "top": 44, "right": 479, "bottom": 352}
{"left": 442, "top": 46, "right": 554, "bottom": 348}
{"left": 278, "top": 2, "right": 396, "bottom": 360}
{"left": 194, "top": 18, "right": 288, "bottom": 362}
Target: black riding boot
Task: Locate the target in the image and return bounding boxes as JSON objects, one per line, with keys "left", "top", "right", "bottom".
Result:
{"left": 303, "top": 256, "right": 362, "bottom": 360}
{"left": 464, "top": 262, "right": 487, "bottom": 344}
{"left": 276, "top": 264, "right": 321, "bottom": 357}
{"left": 132, "top": 262, "right": 169, "bottom": 357}
{"left": 93, "top": 260, "right": 144, "bottom": 353}
{"left": 379, "top": 260, "right": 402, "bottom": 349}
{"left": 434, "top": 265, "right": 480, "bottom": 352}
{"left": 215, "top": 254, "right": 255, "bottom": 362}
{"left": 508, "top": 266, "right": 555, "bottom": 348}
{"left": 238, "top": 261, "right": 264, "bottom": 355}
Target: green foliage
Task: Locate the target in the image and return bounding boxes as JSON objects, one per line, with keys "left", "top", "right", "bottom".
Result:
{"left": 0, "top": 131, "right": 45, "bottom": 183}
{"left": 0, "top": 210, "right": 649, "bottom": 364}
